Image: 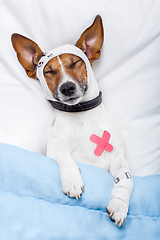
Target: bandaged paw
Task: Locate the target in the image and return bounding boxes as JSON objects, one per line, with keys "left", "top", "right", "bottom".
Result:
{"left": 60, "top": 164, "right": 84, "bottom": 199}
{"left": 106, "top": 168, "right": 133, "bottom": 226}
{"left": 107, "top": 198, "right": 128, "bottom": 227}
{"left": 111, "top": 168, "right": 133, "bottom": 205}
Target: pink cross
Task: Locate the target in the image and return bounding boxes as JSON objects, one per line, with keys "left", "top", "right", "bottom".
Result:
{"left": 90, "top": 130, "right": 113, "bottom": 157}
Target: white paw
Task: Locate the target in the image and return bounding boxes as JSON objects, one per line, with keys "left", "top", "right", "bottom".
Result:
{"left": 60, "top": 165, "right": 84, "bottom": 199}
{"left": 106, "top": 199, "right": 128, "bottom": 227}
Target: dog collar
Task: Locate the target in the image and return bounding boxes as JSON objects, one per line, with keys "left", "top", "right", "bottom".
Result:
{"left": 49, "top": 91, "right": 102, "bottom": 112}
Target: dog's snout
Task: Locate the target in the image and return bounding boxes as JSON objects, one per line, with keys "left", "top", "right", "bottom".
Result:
{"left": 60, "top": 82, "right": 76, "bottom": 96}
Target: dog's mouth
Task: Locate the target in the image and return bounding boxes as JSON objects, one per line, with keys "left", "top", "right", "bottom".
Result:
{"left": 61, "top": 96, "right": 83, "bottom": 105}
{"left": 54, "top": 81, "right": 87, "bottom": 106}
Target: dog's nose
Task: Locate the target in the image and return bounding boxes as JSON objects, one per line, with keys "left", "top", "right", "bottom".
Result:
{"left": 60, "top": 82, "right": 76, "bottom": 96}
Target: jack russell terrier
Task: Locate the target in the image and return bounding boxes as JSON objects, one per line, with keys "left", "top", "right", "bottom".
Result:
{"left": 11, "top": 15, "right": 133, "bottom": 227}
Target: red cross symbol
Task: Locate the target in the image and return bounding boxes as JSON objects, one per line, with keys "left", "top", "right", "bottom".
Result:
{"left": 90, "top": 130, "right": 113, "bottom": 157}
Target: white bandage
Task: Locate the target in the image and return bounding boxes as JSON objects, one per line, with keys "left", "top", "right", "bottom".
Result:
{"left": 111, "top": 168, "right": 134, "bottom": 205}
{"left": 37, "top": 44, "right": 95, "bottom": 101}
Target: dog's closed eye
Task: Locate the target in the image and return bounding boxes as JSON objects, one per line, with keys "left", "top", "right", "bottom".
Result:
{"left": 70, "top": 59, "right": 82, "bottom": 68}
{"left": 44, "top": 70, "right": 57, "bottom": 76}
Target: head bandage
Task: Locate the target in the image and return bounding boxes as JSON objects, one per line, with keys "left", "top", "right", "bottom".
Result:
{"left": 37, "top": 44, "right": 95, "bottom": 101}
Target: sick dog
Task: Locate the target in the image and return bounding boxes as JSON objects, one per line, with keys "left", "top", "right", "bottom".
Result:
{"left": 11, "top": 15, "right": 133, "bottom": 227}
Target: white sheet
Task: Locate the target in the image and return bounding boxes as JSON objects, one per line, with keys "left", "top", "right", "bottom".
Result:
{"left": 0, "top": 0, "right": 160, "bottom": 176}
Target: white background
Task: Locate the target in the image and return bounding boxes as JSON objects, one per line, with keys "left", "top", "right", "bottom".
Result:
{"left": 0, "top": 0, "right": 160, "bottom": 176}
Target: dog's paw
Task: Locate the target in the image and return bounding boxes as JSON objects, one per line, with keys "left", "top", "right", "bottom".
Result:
{"left": 106, "top": 199, "right": 128, "bottom": 227}
{"left": 60, "top": 165, "right": 84, "bottom": 199}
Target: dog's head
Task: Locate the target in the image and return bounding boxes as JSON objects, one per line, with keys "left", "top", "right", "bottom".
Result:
{"left": 11, "top": 15, "right": 103, "bottom": 105}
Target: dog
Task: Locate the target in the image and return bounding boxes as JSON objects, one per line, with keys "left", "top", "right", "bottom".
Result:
{"left": 11, "top": 15, "right": 133, "bottom": 227}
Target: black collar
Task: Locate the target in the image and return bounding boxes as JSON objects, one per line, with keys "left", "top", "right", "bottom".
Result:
{"left": 49, "top": 91, "right": 102, "bottom": 112}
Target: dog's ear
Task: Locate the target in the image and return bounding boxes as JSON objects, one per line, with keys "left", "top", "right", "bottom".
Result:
{"left": 75, "top": 15, "right": 104, "bottom": 64}
{"left": 11, "top": 33, "right": 42, "bottom": 79}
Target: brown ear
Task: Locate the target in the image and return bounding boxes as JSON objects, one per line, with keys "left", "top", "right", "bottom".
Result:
{"left": 11, "top": 33, "right": 42, "bottom": 79}
{"left": 75, "top": 15, "right": 104, "bottom": 63}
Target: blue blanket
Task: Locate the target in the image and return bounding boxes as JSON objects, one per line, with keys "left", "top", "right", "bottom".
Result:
{"left": 0, "top": 143, "right": 159, "bottom": 239}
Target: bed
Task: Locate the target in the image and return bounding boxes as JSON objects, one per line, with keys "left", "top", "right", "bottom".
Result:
{"left": 0, "top": 0, "right": 160, "bottom": 239}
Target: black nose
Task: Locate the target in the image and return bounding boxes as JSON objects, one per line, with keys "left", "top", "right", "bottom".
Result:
{"left": 60, "top": 82, "right": 76, "bottom": 96}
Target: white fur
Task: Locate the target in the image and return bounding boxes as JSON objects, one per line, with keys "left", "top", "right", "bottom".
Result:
{"left": 57, "top": 56, "right": 83, "bottom": 105}
{"left": 46, "top": 66, "right": 133, "bottom": 227}
{"left": 38, "top": 45, "right": 133, "bottom": 227}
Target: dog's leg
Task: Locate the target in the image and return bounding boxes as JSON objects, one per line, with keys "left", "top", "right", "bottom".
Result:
{"left": 47, "top": 145, "right": 84, "bottom": 199}
{"left": 59, "top": 154, "right": 84, "bottom": 199}
{"left": 106, "top": 153, "right": 133, "bottom": 227}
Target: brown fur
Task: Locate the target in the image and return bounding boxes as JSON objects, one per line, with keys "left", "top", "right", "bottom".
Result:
{"left": 43, "top": 54, "right": 87, "bottom": 95}
{"left": 11, "top": 34, "right": 42, "bottom": 79}
{"left": 43, "top": 57, "right": 62, "bottom": 94}
{"left": 11, "top": 15, "right": 104, "bottom": 89}
{"left": 75, "top": 15, "right": 104, "bottom": 63}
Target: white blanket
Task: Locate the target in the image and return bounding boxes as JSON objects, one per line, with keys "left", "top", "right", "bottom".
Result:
{"left": 0, "top": 0, "right": 160, "bottom": 176}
